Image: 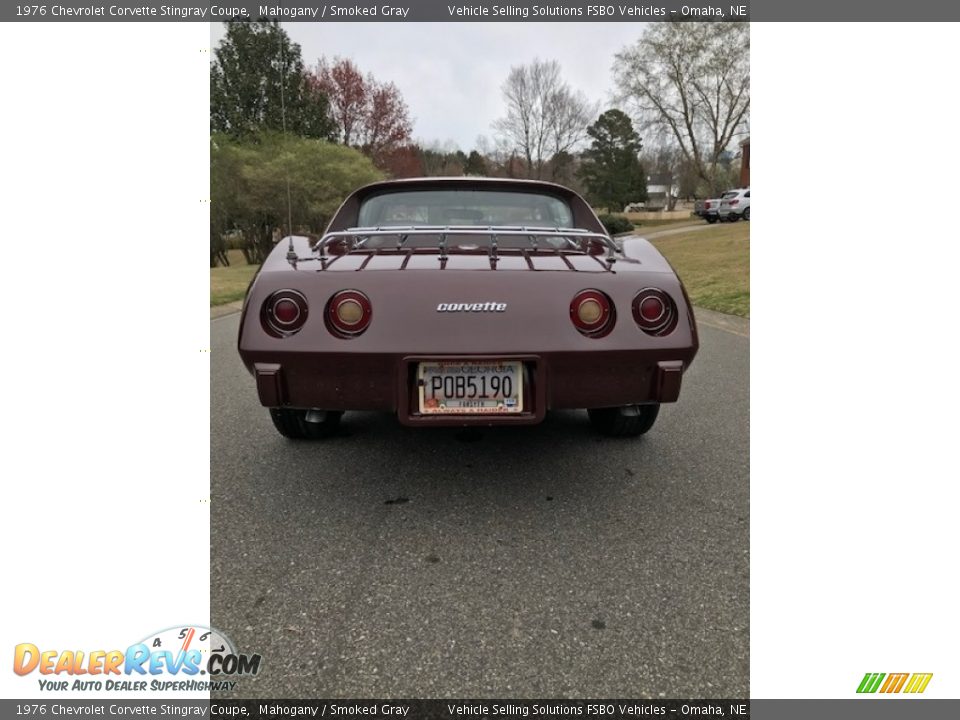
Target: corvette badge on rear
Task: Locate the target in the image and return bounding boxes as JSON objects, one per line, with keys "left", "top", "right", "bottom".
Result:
{"left": 436, "top": 302, "right": 507, "bottom": 312}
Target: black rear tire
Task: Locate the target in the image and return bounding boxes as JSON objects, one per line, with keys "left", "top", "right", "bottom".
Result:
{"left": 269, "top": 408, "right": 342, "bottom": 440}
{"left": 705, "top": 217, "right": 718, "bottom": 224}
{"left": 588, "top": 404, "right": 660, "bottom": 438}
{"left": 743, "top": 207, "right": 750, "bottom": 221}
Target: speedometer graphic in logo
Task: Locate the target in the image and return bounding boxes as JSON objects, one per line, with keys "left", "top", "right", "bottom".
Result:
{"left": 137, "top": 625, "right": 257, "bottom": 676}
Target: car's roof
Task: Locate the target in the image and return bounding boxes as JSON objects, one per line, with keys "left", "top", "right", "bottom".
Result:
{"left": 352, "top": 176, "right": 578, "bottom": 195}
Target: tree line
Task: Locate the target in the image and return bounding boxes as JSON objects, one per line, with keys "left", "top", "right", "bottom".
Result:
{"left": 210, "top": 20, "right": 749, "bottom": 266}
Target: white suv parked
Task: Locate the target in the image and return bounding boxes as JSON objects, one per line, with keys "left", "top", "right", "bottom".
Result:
{"left": 718, "top": 188, "right": 750, "bottom": 221}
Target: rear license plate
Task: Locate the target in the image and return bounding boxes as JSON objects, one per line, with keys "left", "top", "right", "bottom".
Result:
{"left": 417, "top": 360, "right": 524, "bottom": 415}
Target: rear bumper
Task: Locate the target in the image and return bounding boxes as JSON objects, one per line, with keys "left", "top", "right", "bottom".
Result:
{"left": 246, "top": 349, "right": 694, "bottom": 426}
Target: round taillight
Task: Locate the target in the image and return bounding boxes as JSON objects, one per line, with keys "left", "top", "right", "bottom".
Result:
{"left": 639, "top": 296, "right": 665, "bottom": 323}
{"left": 632, "top": 288, "right": 678, "bottom": 336}
{"left": 262, "top": 290, "right": 308, "bottom": 337}
{"left": 570, "top": 289, "right": 614, "bottom": 338}
{"left": 336, "top": 299, "right": 364, "bottom": 325}
{"left": 273, "top": 299, "right": 300, "bottom": 325}
{"left": 326, "top": 290, "right": 372, "bottom": 338}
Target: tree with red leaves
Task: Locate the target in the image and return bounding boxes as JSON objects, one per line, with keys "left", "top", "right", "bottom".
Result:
{"left": 313, "top": 57, "right": 366, "bottom": 145}
{"left": 311, "top": 57, "right": 413, "bottom": 171}
{"left": 377, "top": 145, "right": 424, "bottom": 179}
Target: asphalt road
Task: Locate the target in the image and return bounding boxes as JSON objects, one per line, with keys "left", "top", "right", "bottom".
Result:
{"left": 211, "top": 310, "right": 749, "bottom": 698}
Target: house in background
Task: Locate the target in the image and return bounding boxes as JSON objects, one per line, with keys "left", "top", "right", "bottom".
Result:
{"left": 739, "top": 137, "right": 750, "bottom": 187}
{"left": 644, "top": 172, "right": 679, "bottom": 210}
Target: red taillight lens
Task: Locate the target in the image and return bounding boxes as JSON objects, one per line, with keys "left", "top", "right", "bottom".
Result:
{"left": 570, "top": 289, "right": 614, "bottom": 338}
{"left": 639, "top": 296, "right": 665, "bottom": 322}
{"left": 632, "top": 288, "right": 678, "bottom": 336}
{"left": 262, "top": 290, "right": 309, "bottom": 337}
{"left": 729, "top": 199, "right": 739, "bottom": 206}
{"left": 326, "top": 290, "right": 372, "bottom": 338}
{"left": 705, "top": 201, "right": 711, "bottom": 209}
{"left": 273, "top": 299, "right": 300, "bottom": 324}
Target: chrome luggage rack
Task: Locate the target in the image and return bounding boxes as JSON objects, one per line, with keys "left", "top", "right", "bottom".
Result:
{"left": 308, "top": 225, "right": 619, "bottom": 263}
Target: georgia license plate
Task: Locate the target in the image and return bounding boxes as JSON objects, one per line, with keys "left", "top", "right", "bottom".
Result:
{"left": 417, "top": 360, "right": 524, "bottom": 415}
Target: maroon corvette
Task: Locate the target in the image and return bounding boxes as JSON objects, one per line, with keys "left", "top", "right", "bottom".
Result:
{"left": 237, "top": 177, "right": 698, "bottom": 439}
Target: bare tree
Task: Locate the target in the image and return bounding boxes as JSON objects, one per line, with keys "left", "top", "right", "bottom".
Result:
{"left": 494, "top": 59, "right": 594, "bottom": 180}
{"left": 613, "top": 22, "right": 749, "bottom": 194}
{"left": 548, "top": 86, "right": 595, "bottom": 165}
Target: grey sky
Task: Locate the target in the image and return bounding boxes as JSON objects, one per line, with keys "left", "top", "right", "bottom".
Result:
{"left": 210, "top": 22, "right": 647, "bottom": 150}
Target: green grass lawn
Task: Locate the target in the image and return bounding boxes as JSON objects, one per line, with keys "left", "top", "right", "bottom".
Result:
{"left": 211, "top": 249, "right": 258, "bottom": 306}
{"left": 649, "top": 222, "right": 750, "bottom": 317}
{"left": 629, "top": 217, "right": 698, "bottom": 230}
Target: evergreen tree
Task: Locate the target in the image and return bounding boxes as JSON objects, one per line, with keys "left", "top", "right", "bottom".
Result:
{"left": 578, "top": 109, "right": 647, "bottom": 211}
{"left": 211, "top": 21, "right": 334, "bottom": 139}
{"left": 464, "top": 150, "right": 489, "bottom": 176}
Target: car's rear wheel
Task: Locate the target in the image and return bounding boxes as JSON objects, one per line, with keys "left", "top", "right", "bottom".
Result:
{"left": 588, "top": 404, "right": 660, "bottom": 438}
{"left": 743, "top": 207, "right": 750, "bottom": 221}
{"left": 269, "top": 408, "right": 343, "bottom": 440}
{"left": 705, "top": 216, "right": 718, "bottom": 224}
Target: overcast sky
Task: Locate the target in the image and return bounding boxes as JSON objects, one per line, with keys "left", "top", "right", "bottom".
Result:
{"left": 210, "top": 22, "right": 647, "bottom": 150}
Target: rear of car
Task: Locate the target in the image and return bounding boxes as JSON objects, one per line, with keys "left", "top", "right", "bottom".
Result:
{"left": 718, "top": 188, "right": 750, "bottom": 221}
{"left": 237, "top": 178, "right": 699, "bottom": 438}
{"left": 695, "top": 197, "right": 722, "bottom": 223}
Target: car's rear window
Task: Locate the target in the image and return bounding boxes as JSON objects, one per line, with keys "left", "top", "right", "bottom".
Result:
{"left": 358, "top": 189, "right": 574, "bottom": 228}
{"left": 721, "top": 191, "right": 740, "bottom": 199}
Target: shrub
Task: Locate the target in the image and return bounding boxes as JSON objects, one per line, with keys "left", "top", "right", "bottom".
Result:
{"left": 210, "top": 132, "right": 384, "bottom": 265}
{"left": 597, "top": 213, "right": 634, "bottom": 235}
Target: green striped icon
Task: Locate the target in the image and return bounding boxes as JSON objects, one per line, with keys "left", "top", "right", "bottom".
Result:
{"left": 857, "top": 673, "right": 886, "bottom": 693}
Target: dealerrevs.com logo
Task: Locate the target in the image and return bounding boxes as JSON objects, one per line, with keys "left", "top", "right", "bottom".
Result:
{"left": 13, "top": 625, "right": 261, "bottom": 692}
{"left": 857, "top": 672, "right": 933, "bottom": 694}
